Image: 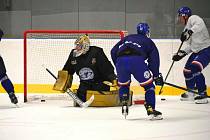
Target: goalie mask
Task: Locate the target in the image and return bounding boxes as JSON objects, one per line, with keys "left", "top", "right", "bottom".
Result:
{"left": 73, "top": 34, "right": 90, "bottom": 57}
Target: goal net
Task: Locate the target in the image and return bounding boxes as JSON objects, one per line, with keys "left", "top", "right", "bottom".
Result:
{"left": 23, "top": 30, "right": 127, "bottom": 102}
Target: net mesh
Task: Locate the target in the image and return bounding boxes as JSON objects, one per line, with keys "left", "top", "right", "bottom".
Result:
{"left": 24, "top": 30, "right": 127, "bottom": 102}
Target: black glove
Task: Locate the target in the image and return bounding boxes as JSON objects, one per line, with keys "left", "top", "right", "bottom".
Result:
{"left": 180, "top": 29, "right": 193, "bottom": 42}
{"left": 154, "top": 73, "right": 164, "bottom": 86}
{"left": 172, "top": 50, "right": 187, "bottom": 61}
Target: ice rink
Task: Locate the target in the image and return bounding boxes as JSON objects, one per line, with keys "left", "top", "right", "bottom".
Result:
{"left": 0, "top": 94, "right": 210, "bottom": 140}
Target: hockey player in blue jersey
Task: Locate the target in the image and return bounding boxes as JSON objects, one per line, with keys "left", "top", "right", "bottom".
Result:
{"left": 173, "top": 6, "right": 210, "bottom": 104}
{"left": 111, "top": 23, "right": 163, "bottom": 120}
{"left": 0, "top": 28, "right": 18, "bottom": 104}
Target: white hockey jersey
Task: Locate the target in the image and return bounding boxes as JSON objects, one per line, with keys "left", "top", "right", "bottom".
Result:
{"left": 183, "top": 15, "right": 210, "bottom": 54}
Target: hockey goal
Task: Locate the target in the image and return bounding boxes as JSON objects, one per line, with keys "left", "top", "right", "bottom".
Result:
{"left": 23, "top": 30, "right": 127, "bottom": 102}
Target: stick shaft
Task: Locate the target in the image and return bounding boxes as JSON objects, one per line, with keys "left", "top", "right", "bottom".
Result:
{"left": 159, "top": 41, "right": 184, "bottom": 95}
{"left": 45, "top": 68, "right": 57, "bottom": 79}
{"left": 164, "top": 82, "right": 198, "bottom": 94}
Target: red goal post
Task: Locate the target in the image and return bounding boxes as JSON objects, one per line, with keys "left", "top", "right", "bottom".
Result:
{"left": 23, "top": 30, "right": 128, "bottom": 102}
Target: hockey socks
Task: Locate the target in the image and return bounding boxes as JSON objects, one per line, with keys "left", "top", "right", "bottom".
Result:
{"left": 145, "top": 87, "right": 155, "bottom": 109}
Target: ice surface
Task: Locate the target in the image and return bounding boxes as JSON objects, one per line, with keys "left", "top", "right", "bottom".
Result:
{"left": 0, "top": 94, "right": 210, "bottom": 140}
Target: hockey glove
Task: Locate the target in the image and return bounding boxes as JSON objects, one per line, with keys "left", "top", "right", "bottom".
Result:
{"left": 53, "top": 70, "right": 73, "bottom": 92}
{"left": 172, "top": 50, "right": 187, "bottom": 61}
{"left": 154, "top": 73, "right": 164, "bottom": 86}
{"left": 180, "top": 29, "right": 193, "bottom": 42}
{"left": 112, "top": 79, "right": 120, "bottom": 90}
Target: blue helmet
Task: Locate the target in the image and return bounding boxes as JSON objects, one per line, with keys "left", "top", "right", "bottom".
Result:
{"left": 178, "top": 6, "right": 192, "bottom": 17}
{"left": 136, "top": 23, "right": 150, "bottom": 37}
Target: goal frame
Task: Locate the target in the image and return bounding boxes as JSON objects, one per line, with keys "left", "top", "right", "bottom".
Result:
{"left": 23, "top": 30, "right": 127, "bottom": 102}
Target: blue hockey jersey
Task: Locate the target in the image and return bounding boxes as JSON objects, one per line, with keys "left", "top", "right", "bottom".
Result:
{"left": 111, "top": 34, "right": 160, "bottom": 77}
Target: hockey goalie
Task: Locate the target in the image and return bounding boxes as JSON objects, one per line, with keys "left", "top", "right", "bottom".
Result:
{"left": 53, "top": 34, "right": 132, "bottom": 107}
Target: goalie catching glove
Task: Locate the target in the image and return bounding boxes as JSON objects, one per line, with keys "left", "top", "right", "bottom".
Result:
{"left": 53, "top": 70, "right": 73, "bottom": 92}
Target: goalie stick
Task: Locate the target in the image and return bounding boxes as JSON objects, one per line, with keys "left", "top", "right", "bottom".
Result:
{"left": 42, "top": 65, "right": 94, "bottom": 108}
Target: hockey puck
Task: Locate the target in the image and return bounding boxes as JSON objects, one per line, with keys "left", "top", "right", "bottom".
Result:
{"left": 161, "top": 98, "right": 166, "bottom": 101}
{"left": 41, "top": 99, "right": 46, "bottom": 102}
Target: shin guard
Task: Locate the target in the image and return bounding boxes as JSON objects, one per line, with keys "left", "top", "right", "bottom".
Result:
{"left": 0, "top": 74, "right": 15, "bottom": 94}
{"left": 143, "top": 83, "right": 156, "bottom": 109}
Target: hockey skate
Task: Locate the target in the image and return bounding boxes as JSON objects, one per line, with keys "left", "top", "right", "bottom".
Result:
{"left": 180, "top": 91, "right": 194, "bottom": 101}
{"left": 121, "top": 99, "right": 129, "bottom": 119}
{"left": 9, "top": 93, "right": 18, "bottom": 104}
{"left": 194, "top": 92, "right": 208, "bottom": 104}
{"left": 144, "top": 103, "right": 163, "bottom": 120}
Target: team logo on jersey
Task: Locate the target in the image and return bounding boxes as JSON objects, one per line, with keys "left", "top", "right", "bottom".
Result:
{"left": 71, "top": 60, "right": 77, "bottom": 65}
{"left": 79, "top": 67, "right": 94, "bottom": 80}
{"left": 92, "top": 58, "right": 96, "bottom": 64}
{"left": 144, "top": 71, "right": 151, "bottom": 79}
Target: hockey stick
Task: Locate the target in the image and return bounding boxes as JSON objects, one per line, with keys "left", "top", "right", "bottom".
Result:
{"left": 163, "top": 81, "right": 198, "bottom": 94}
{"left": 42, "top": 65, "right": 94, "bottom": 108}
{"left": 164, "top": 82, "right": 210, "bottom": 98}
{"left": 159, "top": 41, "right": 184, "bottom": 95}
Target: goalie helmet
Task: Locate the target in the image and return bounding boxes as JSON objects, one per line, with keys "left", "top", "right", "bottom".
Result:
{"left": 137, "top": 23, "right": 150, "bottom": 38}
{"left": 73, "top": 34, "right": 90, "bottom": 57}
{"left": 178, "top": 6, "right": 192, "bottom": 17}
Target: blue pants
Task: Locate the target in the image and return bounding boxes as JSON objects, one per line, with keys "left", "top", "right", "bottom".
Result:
{"left": 116, "top": 56, "right": 156, "bottom": 109}
{"left": 183, "top": 47, "right": 210, "bottom": 93}
{"left": 0, "top": 56, "right": 6, "bottom": 75}
{"left": 0, "top": 56, "right": 14, "bottom": 94}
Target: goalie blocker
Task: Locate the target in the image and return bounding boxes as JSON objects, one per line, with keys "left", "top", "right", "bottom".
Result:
{"left": 73, "top": 89, "right": 133, "bottom": 107}
{"left": 53, "top": 70, "right": 73, "bottom": 92}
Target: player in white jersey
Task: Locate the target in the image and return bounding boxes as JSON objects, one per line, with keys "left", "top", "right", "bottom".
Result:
{"left": 172, "top": 6, "right": 210, "bottom": 104}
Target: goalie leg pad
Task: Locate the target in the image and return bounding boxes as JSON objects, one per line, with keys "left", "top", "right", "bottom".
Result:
{"left": 53, "top": 70, "right": 73, "bottom": 92}
{"left": 86, "top": 90, "right": 133, "bottom": 107}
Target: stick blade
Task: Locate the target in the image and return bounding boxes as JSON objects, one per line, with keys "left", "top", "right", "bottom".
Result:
{"left": 81, "top": 94, "right": 95, "bottom": 108}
